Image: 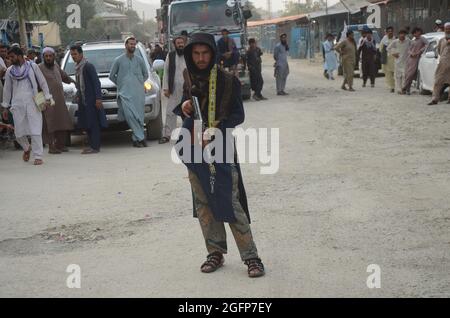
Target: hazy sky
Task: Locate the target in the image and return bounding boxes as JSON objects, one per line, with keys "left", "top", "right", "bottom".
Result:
{"left": 138, "top": 0, "right": 341, "bottom": 12}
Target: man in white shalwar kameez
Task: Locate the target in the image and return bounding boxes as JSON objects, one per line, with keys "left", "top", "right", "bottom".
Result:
{"left": 387, "top": 30, "right": 411, "bottom": 94}
{"left": 1, "top": 46, "right": 52, "bottom": 165}
{"left": 323, "top": 34, "right": 338, "bottom": 80}
{"left": 159, "top": 35, "right": 186, "bottom": 144}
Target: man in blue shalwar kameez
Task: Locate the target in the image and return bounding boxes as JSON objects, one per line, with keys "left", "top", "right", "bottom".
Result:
{"left": 109, "top": 37, "right": 149, "bottom": 148}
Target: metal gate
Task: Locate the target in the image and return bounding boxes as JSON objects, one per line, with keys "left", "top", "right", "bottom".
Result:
{"left": 290, "top": 27, "right": 315, "bottom": 59}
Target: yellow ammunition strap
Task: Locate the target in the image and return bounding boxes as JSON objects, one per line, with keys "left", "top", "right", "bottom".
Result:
{"left": 208, "top": 65, "right": 217, "bottom": 128}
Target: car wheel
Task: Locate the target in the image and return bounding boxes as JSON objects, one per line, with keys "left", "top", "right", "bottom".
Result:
{"left": 417, "top": 72, "right": 430, "bottom": 95}
{"left": 146, "top": 105, "right": 163, "bottom": 141}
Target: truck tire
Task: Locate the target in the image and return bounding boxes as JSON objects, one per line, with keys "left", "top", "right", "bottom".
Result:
{"left": 146, "top": 106, "right": 163, "bottom": 141}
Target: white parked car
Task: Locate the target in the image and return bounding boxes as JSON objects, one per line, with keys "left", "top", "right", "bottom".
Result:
{"left": 61, "top": 41, "right": 163, "bottom": 140}
{"left": 417, "top": 32, "right": 448, "bottom": 96}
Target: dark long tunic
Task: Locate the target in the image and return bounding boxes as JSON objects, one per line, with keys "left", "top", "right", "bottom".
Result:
{"left": 76, "top": 62, "right": 107, "bottom": 130}
{"left": 174, "top": 69, "right": 250, "bottom": 224}
{"left": 38, "top": 63, "right": 74, "bottom": 139}
{"left": 358, "top": 39, "right": 378, "bottom": 83}
{"left": 246, "top": 47, "right": 264, "bottom": 94}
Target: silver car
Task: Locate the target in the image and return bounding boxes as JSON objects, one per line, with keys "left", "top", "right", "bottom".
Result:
{"left": 61, "top": 41, "right": 163, "bottom": 140}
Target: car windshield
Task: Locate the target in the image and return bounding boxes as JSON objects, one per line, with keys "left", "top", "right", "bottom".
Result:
{"left": 170, "top": 0, "right": 241, "bottom": 35}
{"left": 64, "top": 48, "right": 144, "bottom": 76}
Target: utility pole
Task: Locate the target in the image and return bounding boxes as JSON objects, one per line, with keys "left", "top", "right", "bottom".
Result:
{"left": 267, "top": 0, "right": 272, "bottom": 19}
{"left": 339, "top": 0, "right": 351, "bottom": 25}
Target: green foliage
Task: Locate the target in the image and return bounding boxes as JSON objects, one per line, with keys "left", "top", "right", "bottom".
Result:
{"left": 246, "top": 1, "right": 268, "bottom": 21}
{"left": 0, "top": 0, "right": 55, "bottom": 19}
{"left": 0, "top": 0, "right": 159, "bottom": 46}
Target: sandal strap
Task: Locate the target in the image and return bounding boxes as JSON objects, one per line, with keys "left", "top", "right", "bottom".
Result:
{"left": 202, "top": 252, "right": 223, "bottom": 268}
{"left": 245, "top": 258, "right": 264, "bottom": 272}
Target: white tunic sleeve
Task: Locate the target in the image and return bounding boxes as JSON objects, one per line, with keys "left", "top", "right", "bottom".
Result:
{"left": 1, "top": 70, "right": 12, "bottom": 108}
{"left": 31, "top": 63, "right": 52, "bottom": 100}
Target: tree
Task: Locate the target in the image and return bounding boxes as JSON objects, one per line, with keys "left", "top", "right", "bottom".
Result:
{"left": 0, "top": 0, "right": 54, "bottom": 46}
{"left": 126, "top": 9, "right": 157, "bottom": 43}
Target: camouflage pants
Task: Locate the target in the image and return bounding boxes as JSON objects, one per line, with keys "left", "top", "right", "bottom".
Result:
{"left": 188, "top": 165, "right": 259, "bottom": 261}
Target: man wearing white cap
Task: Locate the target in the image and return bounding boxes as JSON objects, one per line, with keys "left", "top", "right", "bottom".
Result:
{"left": 434, "top": 20, "right": 444, "bottom": 32}
{"left": 38, "top": 47, "right": 74, "bottom": 153}
{"left": 159, "top": 35, "right": 186, "bottom": 144}
{"left": 428, "top": 22, "right": 450, "bottom": 105}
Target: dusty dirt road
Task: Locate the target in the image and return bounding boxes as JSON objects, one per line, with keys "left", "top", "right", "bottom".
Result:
{"left": 1, "top": 56, "right": 450, "bottom": 298}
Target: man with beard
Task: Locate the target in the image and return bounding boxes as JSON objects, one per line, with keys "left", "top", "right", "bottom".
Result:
{"left": 110, "top": 37, "right": 149, "bottom": 148}
{"left": 246, "top": 38, "right": 266, "bottom": 101}
{"left": 174, "top": 33, "right": 265, "bottom": 278}
{"left": 1, "top": 46, "right": 52, "bottom": 165}
{"left": 38, "top": 47, "right": 74, "bottom": 153}
{"left": 428, "top": 22, "right": 450, "bottom": 105}
{"left": 159, "top": 35, "right": 187, "bottom": 144}
{"left": 70, "top": 45, "right": 107, "bottom": 154}
{"left": 274, "top": 33, "right": 290, "bottom": 95}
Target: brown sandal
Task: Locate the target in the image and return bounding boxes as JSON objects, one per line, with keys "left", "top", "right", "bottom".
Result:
{"left": 33, "top": 159, "right": 43, "bottom": 166}
{"left": 245, "top": 258, "right": 265, "bottom": 278}
{"left": 200, "top": 252, "right": 224, "bottom": 273}
{"left": 23, "top": 148, "right": 31, "bottom": 162}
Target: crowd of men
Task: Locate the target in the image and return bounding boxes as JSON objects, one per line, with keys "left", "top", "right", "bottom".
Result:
{"left": 0, "top": 36, "right": 153, "bottom": 164}
{"left": 323, "top": 20, "right": 450, "bottom": 105}
{"left": 2, "top": 21, "right": 449, "bottom": 164}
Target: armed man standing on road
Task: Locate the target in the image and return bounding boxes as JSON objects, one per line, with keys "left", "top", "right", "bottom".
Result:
{"left": 174, "top": 33, "right": 265, "bottom": 278}
{"left": 159, "top": 35, "right": 187, "bottom": 144}
{"left": 274, "top": 33, "right": 290, "bottom": 95}
{"left": 110, "top": 37, "right": 149, "bottom": 148}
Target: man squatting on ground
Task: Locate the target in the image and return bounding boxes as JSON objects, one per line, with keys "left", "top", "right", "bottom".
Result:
{"left": 173, "top": 33, "right": 265, "bottom": 278}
